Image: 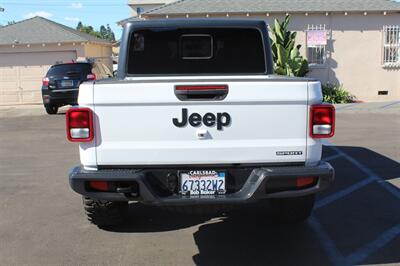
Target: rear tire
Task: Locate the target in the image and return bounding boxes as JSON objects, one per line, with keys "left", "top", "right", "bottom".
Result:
{"left": 83, "top": 197, "right": 128, "bottom": 228}
{"left": 45, "top": 105, "right": 58, "bottom": 115}
{"left": 269, "top": 194, "right": 315, "bottom": 223}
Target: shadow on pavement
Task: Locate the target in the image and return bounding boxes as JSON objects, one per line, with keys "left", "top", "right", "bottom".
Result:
{"left": 192, "top": 211, "right": 330, "bottom": 265}
{"left": 104, "top": 146, "right": 400, "bottom": 266}
{"left": 105, "top": 204, "right": 212, "bottom": 233}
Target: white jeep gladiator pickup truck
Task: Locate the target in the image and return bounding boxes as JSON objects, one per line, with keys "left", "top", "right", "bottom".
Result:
{"left": 67, "top": 19, "right": 335, "bottom": 227}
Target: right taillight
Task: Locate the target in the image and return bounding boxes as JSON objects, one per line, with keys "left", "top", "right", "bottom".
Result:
{"left": 310, "top": 104, "right": 335, "bottom": 138}
{"left": 87, "top": 73, "right": 96, "bottom": 81}
{"left": 42, "top": 77, "right": 49, "bottom": 86}
{"left": 66, "top": 108, "right": 94, "bottom": 142}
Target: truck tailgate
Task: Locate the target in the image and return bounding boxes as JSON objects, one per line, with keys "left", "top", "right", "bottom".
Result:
{"left": 92, "top": 78, "right": 308, "bottom": 166}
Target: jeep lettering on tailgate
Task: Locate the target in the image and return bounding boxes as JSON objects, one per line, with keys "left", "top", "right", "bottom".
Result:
{"left": 172, "top": 108, "right": 231, "bottom": 130}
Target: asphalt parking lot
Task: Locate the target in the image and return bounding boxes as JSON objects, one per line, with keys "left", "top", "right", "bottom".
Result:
{"left": 0, "top": 103, "right": 399, "bottom": 265}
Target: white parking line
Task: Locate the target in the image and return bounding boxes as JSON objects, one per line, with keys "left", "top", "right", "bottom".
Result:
{"left": 315, "top": 176, "right": 378, "bottom": 210}
{"left": 346, "top": 224, "right": 400, "bottom": 265}
{"left": 312, "top": 142, "right": 400, "bottom": 265}
{"left": 379, "top": 101, "right": 400, "bottom": 109}
{"left": 326, "top": 143, "right": 400, "bottom": 199}
{"left": 378, "top": 180, "right": 400, "bottom": 200}
{"left": 316, "top": 142, "right": 382, "bottom": 209}
{"left": 308, "top": 216, "right": 346, "bottom": 266}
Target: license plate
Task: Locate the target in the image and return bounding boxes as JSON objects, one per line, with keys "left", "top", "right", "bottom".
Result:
{"left": 61, "top": 80, "right": 74, "bottom": 87}
{"left": 180, "top": 170, "right": 226, "bottom": 195}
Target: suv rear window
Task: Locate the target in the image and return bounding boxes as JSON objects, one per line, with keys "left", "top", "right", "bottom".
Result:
{"left": 47, "top": 63, "right": 91, "bottom": 77}
{"left": 127, "top": 28, "right": 266, "bottom": 75}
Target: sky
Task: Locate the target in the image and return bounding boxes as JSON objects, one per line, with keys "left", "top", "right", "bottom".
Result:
{"left": 1, "top": 0, "right": 400, "bottom": 40}
{"left": 0, "top": 0, "right": 131, "bottom": 39}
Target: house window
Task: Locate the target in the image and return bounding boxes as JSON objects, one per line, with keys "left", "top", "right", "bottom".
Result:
{"left": 383, "top": 25, "right": 400, "bottom": 66}
{"left": 306, "top": 25, "right": 327, "bottom": 65}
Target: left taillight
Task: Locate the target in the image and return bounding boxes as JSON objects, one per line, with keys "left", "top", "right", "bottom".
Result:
{"left": 42, "top": 77, "right": 49, "bottom": 86}
{"left": 310, "top": 104, "right": 335, "bottom": 138}
{"left": 66, "top": 108, "right": 94, "bottom": 142}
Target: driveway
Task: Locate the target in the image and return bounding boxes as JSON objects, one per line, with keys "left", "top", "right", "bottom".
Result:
{"left": 0, "top": 103, "right": 399, "bottom": 265}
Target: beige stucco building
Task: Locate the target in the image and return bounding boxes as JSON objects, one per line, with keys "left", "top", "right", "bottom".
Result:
{"left": 0, "top": 17, "right": 113, "bottom": 105}
{"left": 122, "top": 0, "right": 400, "bottom": 102}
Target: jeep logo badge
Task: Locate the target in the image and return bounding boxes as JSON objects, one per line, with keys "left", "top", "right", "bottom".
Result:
{"left": 173, "top": 108, "right": 231, "bottom": 130}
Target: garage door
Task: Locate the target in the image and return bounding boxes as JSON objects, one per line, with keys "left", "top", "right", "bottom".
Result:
{"left": 0, "top": 51, "right": 77, "bottom": 105}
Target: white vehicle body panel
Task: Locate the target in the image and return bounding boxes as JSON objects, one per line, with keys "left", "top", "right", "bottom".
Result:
{"left": 77, "top": 76, "right": 323, "bottom": 167}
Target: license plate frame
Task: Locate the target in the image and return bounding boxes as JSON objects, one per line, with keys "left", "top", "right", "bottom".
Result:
{"left": 179, "top": 170, "right": 226, "bottom": 196}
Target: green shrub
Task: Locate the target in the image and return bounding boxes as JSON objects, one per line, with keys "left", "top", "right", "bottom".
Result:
{"left": 322, "top": 83, "right": 355, "bottom": 104}
{"left": 270, "top": 16, "right": 309, "bottom": 77}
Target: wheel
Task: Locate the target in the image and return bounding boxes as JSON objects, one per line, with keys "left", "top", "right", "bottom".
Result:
{"left": 45, "top": 105, "right": 58, "bottom": 115}
{"left": 269, "top": 194, "right": 315, "bottom": 223}
{"left": 83, "top": 197, "right": 128, "bottom": 227}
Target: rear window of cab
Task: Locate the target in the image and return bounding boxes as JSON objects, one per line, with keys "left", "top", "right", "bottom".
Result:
{"left": 127, "top": 28, "right": 266, "bottom": 75}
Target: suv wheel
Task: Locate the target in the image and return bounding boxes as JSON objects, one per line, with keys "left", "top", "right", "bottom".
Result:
{"left": 269, "top": 194, "right": 315, "bottom": 223}
{"left": 83, "top": 197, "right": 128, "bottom": 228}
{"left": 45, "top": 105, "right": 58, "bottom": 115}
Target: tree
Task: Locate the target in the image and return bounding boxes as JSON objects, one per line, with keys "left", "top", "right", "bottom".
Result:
{"left": 100, "top": 25, "right": 107, "bottom": 39}
{"left": 76, "top": 22, "right": 101, "bottom": 38}
{"left": 0, "top": 21, "right": 16, "bottom": 27}
{"left": 76, "top": 22, "right": 116, "bottom": 42}
{"left": 76, "top": 21, "right": 83, "bottom": 31}
{"left": 270, "top": 16, "right": 309, "bottom": 77}
{"left": 106, "top": 24, "right": 116, "bottom": 42}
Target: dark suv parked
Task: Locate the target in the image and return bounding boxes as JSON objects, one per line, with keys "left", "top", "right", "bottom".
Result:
{"left": 41, "top": 61, "right": 113, "bottom": 114}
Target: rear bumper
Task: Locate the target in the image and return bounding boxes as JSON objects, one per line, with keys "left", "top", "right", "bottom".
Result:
{"left": 42, "top": 87, "right": 78, "bottom": 105}
{"left": 69, "top": 162, "right": 334, "bottom": 205}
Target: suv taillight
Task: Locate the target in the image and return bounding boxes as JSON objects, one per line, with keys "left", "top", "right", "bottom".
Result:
{"left": 42, "top": 77, "right": 49, "bottom": 86}
{"left": 310, "top": 104, "right": 335, "bottom": 138}
{"left": 66, "top": 108, "right": 94, "bottom": 142}
{"left": 87, "top": 73, "right": 96, "bottom": 81}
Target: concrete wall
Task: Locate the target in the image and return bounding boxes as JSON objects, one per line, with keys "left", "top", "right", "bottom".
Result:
{"left": 144, "top": 13, "right": 400, "bottom": 102}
